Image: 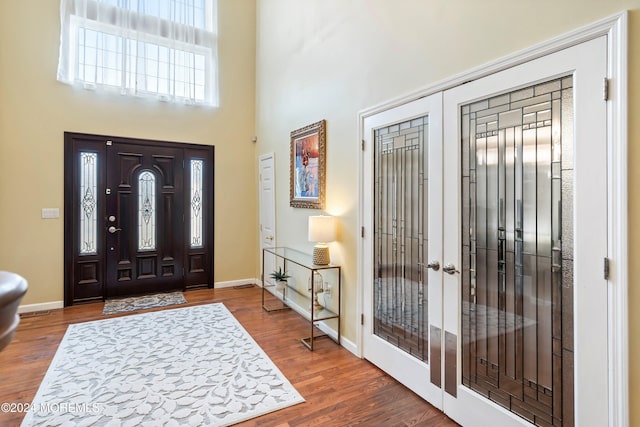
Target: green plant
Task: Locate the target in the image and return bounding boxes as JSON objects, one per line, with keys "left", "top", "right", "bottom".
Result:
{"left": 269, "top": 267, "right": 290, "bottom": 282}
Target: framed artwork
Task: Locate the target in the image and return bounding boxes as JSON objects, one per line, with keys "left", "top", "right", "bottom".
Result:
{"left": 290, "top": 119, "right": 326, "bottom": 209}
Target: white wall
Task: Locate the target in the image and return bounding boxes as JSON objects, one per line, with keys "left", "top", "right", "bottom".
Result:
{"left": 255, "top": 1, "right": 640, "bottom": 421}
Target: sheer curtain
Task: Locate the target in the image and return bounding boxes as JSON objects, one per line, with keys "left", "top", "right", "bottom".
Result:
{"left": 57, "top": 0, "right": 218, "bottom": 106}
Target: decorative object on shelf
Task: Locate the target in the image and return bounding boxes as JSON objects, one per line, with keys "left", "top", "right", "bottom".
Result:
{"left": 309, "top": 271, "right": 324, "bottom": 311}
{"left": 261, "top": 247, "right": 341, "bottom": 351}
{"left": 290, "top": 120, "right": 326, "bottom": 209}
{"left": 269, "top": 267, "right": 290, "bottom": 291}
{"left": 308, "top": 215, "right": 336, "bottom": 265}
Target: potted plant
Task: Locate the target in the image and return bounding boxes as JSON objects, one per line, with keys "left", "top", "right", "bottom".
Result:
{"left": 269, "top": 267, "right": 290, "bottom": 291}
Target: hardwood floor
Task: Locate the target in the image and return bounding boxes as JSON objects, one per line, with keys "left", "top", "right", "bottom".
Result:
{"left": 0, "top": 285, "right": 458, "bottom": 426}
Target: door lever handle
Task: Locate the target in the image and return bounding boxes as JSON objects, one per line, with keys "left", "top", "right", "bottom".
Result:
{"left": 108, "top": 226, "right": 122, "bottom": 234}
{"left": 443, "top": 263, "right": 460, "bottom": 275}
{"left": 426, "top": 260, "right": 440, "bottom": 271}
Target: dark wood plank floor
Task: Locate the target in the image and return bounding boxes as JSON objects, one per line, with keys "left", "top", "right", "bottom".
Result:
{"left": 0, "top": 285, "right": 457, "bottom": 426}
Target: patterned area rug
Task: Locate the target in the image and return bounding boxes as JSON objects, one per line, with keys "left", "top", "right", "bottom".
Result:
{"left": 22, "top": 304, "right": 305, "bottom": 426}
{"left": 102, "top": 291, "right": 187, "bottom": 315}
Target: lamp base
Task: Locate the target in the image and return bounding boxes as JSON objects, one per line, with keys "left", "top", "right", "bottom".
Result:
{"left": 312, "top": 245, "right": 330, "bottom": 265}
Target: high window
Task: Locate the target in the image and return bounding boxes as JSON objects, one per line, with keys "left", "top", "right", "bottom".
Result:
{"left": 57, "top": 0, "right": 218, "bottom": 106}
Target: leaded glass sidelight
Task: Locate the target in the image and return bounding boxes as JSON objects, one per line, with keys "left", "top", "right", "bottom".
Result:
{"left": 79, "top": 152, "right": 98, "bottom": 255}
{"left": 461, "top": 77, "right": 574, "bottom": 426}
{"left": 190, "top": 159, "right": 204, "bottom": 248}
{"left": 138, "top": 170, "right": 156, "bottom": 251}
{"left": 373, "top": 116, "right": 429, "bottom": 362}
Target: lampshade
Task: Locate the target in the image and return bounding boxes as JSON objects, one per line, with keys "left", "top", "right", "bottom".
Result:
{"left": 308, "top": 216, "right": 336, "bottom": 243}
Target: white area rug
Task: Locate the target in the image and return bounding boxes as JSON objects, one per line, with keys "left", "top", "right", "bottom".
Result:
{"left": 22, "top": 303, "right": 304, "bottom": 426}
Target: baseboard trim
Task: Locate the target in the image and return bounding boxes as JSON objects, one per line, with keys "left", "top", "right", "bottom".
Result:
{"left": 18, "top": 301, "right": 64, "bottom": 314}
{"left": 214, "top": 278, "right": 259, "bottom": 289}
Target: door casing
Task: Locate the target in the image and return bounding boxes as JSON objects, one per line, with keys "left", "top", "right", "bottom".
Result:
{"left": 357, "top": 11, "right": 628, "bottom": 427}
{"left": 259, "top": 153, "right": 277, "bottom": 286}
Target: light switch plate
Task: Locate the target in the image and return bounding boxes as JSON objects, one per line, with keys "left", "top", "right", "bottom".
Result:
{"left": 42, "top": 208, "right": 60, "bottom": 219}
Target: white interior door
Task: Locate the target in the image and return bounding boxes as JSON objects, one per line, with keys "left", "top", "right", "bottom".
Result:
{"left": 361, "top": 35, "right": 610, "bottom": 427}
{"left": 442, "top": 36, "right": 608, "bottom": 426}
{"left": 362, "top": 93, "right": 444, "bottom": 407}
{"left": 259, "top": 153, "right": 277, "bottom": 286}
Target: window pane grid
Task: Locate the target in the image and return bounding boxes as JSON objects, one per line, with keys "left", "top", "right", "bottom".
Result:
{"left": 60, "top": 0, "right": 217, "bottom": 105}
{"left": 94, "top": 0, "right": 208, "bottom": 29}
{"left": 77, "top": 28, "right": 207, "bottom": 102}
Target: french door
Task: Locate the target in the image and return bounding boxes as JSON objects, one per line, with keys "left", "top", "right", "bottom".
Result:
{"left": 64, "top": 133, "right": 215, "bottom": 305}
{"left": 362, "top": 36, "right": 608, "bottom": 426}
{"left": 362, "top": 93, "right": 443, "bottom": 406}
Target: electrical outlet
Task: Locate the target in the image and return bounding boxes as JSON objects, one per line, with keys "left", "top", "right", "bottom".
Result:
{"left": 42, "top": 208, "right": 60, "bottom": 219}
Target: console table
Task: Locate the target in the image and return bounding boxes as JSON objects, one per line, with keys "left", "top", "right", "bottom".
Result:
{"left": 261, "top": 247, "right": 341, "bottom": 351}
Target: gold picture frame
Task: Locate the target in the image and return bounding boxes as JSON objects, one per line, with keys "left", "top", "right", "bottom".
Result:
{"left": 290, "top": 120, "right": 326, "bottom": 209}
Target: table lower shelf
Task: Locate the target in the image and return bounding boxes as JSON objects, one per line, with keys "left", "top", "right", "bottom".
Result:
{"left": 262, "top": 283, "right": 340, "bottom": 350}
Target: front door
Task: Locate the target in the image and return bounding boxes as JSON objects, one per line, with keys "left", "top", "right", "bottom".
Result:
{"left": 105, "top": 142, "right": 184, "bottom": 297}
{"left": 362, "top": 35, "right": 609, "bottom": 426}
{"left": 65, "top": 133, "right": 214, "bottom": 305}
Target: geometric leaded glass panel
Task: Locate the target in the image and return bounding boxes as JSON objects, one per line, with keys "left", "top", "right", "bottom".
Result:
{"left": 79, "top": 152, "right": 98, "bottom": 255}
{"left": 190, "top": 159, "right": 204, "bottom": 248}
{"left": 373, "top": 115, "right": 429, "bottom": 362}
{"left": 138, "top": 170, "right": 156, "bottom": 251}
{"left": 461, "top": 76, "right": 574, "bottom": 426}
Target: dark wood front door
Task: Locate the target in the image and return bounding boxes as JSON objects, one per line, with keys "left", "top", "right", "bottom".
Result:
{"left": 105, "top": 142, "right": 184, "bottom": 297}
{"left": 64, "top": 133, "right": 214, "bottom": 305}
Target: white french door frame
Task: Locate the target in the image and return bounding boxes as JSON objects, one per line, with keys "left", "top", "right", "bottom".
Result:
{"left": 357, "top": 11, "right": 628, "bottom": 427}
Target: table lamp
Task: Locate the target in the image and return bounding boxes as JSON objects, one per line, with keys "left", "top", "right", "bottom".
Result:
{"left": 308, "top": 215, "right": 336, "bottom": 265}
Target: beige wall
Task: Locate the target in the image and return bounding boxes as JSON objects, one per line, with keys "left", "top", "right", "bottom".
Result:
{"left": 255, "top": 0, "right": 640, "bottom": 422}
{"left": 0, "top": 0, "right": 257, "bottom": 305}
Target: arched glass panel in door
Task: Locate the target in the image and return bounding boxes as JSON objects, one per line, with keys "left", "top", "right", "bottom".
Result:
{"left": 138, "top": 170, "right": 157, "bottom": 251}
{"left": 461, "top": 76, "right": 574, "bottom": 426}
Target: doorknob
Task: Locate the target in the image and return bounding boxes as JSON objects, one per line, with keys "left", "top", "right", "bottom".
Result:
{"left": 108, "top": 226, "right": 122, "bottom": 234}
{"left": 426, "top": 260, "right": 440, "bottom": 271}
{"left": 443, "top": 263, "right": 460, "bottom": 275}
{"left": 266, "top": 235, "right": 274, "bottom": 241}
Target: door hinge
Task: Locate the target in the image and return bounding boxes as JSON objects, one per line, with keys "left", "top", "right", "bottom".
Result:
{"left": 603, "top": 78, "right": 609, "bottom": 101}
{"left": 604, "top": 257, "right": 610, "bottom": 280}
{"left": 361, "top": 227, "right": 365, "bottom": 238}
{"left": 361, "top": 313, "right": 364, "bottom": 325}
{"left": 361, "top": 139, "right": 365, "bottom": 151}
